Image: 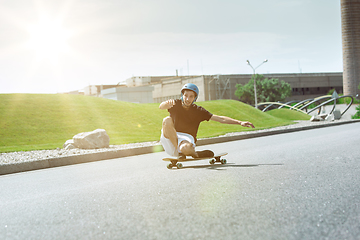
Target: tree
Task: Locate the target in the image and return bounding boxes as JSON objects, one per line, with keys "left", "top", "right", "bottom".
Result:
{"left": 235, "top": 74, "right": 292, "bottom": 105}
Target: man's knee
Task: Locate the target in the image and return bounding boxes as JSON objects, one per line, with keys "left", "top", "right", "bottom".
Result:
{"left": 162, "top": 116, "right": 173, "bottom": 128}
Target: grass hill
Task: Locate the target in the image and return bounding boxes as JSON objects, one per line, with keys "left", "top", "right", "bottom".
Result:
{"left": 265, "top": 108, "right": 311, "bottom": 121}
{"left": 0, "top": 94, "right": 310, "bottom": 153}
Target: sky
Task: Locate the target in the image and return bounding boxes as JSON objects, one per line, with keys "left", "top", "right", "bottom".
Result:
{"left": 0, "top": 0, "right": 342, "bottom": 94}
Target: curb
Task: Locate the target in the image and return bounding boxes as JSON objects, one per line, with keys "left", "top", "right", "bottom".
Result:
{"left": 0, "top": 145, "right": 158, "bottom": 176}
{"left": 1, "top": 119, "right": 360, "bottom": 176}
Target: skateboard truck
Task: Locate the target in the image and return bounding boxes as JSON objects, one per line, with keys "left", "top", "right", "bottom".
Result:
{"left": 167, "top": 161, "right": 183, "bottom": 169}
{"left": 209, "top": 156, "right": 227, "bottom": 165}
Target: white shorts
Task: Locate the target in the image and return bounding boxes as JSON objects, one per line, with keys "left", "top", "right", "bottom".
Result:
{"left": 160, "top": 130, "right": 196, "bottom": 157}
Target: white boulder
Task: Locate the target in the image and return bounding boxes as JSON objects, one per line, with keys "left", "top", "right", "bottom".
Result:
{"left": 64, "top": 129, "right": 110, "bottom": 149}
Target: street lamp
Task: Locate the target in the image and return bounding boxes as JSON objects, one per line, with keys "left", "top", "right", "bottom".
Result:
{"left": 246, "top": 59, "right": 268, "bottom": 108}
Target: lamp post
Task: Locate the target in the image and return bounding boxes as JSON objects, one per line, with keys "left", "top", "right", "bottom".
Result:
{"left": 246, "top": 59, "right": 268, "bottom": 108}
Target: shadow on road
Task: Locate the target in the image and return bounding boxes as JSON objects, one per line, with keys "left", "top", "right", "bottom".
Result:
{"left": 180, "top": 163, "right": 283, "bottom": 170}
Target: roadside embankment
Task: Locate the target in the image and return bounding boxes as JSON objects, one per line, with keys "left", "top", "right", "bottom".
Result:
{"left": 1, "top": 118, "right": 359, "bottom": 176}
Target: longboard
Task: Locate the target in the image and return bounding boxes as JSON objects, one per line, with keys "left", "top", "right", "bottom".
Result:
{"left": 162, "top": 152, "right": 228, "bottom": 169}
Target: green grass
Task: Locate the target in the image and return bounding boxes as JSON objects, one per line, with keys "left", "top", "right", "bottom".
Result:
{"left": 0, "top": 94, "right": 309, "bottom": 153}
{"left": 265, "top": 108, "right": 311, "bottom": 121}
{"left": 195, "top": 100, "right": 301, "bottom": 138}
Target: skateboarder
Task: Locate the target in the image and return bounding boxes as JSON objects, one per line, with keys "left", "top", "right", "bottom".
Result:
{"left": 159, "top": 83, "right": 255, "bottom": 158}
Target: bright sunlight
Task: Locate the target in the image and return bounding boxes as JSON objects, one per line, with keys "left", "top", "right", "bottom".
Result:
{"left": 26, "top": 14, "right": 72, "bottom": 64}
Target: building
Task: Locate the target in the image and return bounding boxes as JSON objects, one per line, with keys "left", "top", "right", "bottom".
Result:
{"left": 100, "top": 72, "right": 344, "bottom": 104}
{"left": 100, "top": 76, "right": 173, "bottom": 103}
{"left": 101, "top": 85, "right": 154, "bottom": 103}
{"left": 125, "top": 76, "right": 172, "bottom": 87}
{"left": 83, "top": 85, "right": 119, "bottom": 97}
{"left": 152, "top": 76, "right": 207, "bottom": 103}
{"left": 152, "top": 72, "right": 343, "bottom": 103}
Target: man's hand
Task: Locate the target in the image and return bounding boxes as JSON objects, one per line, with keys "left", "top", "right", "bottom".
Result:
{"left": 240, "top": 121, "right": 255, "bottom": 128}
{"left": 167, "top": 99, "right": 176, "bottom": 108}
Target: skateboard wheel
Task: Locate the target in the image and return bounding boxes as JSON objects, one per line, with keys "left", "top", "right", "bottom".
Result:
{"left": 209, "top": 159, "right": 215, "bottom": 165}
{"left": 176, "top": 163, "right": 183, "bottom": 169}
{"left": 221, "top": 159, "right": 227, "bottom": 164}
{"left": 167, "top": 163, "right": 173, "bottom": 169}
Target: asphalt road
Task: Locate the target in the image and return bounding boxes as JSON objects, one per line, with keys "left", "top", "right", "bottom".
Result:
{"left": 1, "top": 123, "right": 360, "bottom": 240}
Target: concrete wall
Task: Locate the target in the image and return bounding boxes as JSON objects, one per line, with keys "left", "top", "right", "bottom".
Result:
{"left": 152, "top": 76, "right": 205, "bottom": 103}
{"left": 102, "top": 86, "right": 154, "bottom": 103}
{"left": 83, "top": 85, "right": 119, "bottom": 97}
{"left": 126, "top": 76, "right": 151, "bottom": 87}
{"left": 125, "top": 76, "right": 174, "bottom": 87}
{"left": 83, "top": 85, "right": 98, "bottom": 96}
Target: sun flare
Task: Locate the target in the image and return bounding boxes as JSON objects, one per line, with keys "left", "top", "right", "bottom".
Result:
{"left": 26, "top": 14, "right": 72, "bottom": 64}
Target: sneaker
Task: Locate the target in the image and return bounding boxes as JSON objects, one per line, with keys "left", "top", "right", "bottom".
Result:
{"left": 195, "top": 150, "right": 214, "bottom": 158}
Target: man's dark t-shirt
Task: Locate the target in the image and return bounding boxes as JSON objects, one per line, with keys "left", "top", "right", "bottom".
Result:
{"left": 168, "top": 99, "right": 213, "bottom": 142}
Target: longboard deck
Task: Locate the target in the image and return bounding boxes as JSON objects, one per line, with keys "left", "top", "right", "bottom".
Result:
{"left": 163, "top": 152, "right": 227, "bottom": 162}
{"left": 163, "top": 152, "right": 228, "bottom": 169}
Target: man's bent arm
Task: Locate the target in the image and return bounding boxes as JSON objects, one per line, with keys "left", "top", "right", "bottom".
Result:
{"left": 159, "top": 99, "right": 176, "bottom": 110}
{"left": 210, "top": 115, "right": 255, "bottom": 128}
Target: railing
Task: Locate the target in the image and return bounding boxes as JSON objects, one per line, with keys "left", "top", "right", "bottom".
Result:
{"left": 257, "top": 95, "right": 355, "bottom": 117}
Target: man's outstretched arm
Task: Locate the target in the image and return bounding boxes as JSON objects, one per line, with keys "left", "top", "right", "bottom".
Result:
{"left": 210, "top": 115, "right": 255, "bottom": 128}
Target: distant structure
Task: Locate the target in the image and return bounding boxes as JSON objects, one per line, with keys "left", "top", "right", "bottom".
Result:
{"left": 341, "top": 0, "right": 360, "bottom": 96}
{"left": 99, "top": 72, "right": 343, "bottom": 104}
{"left": 101, "top": 76, "right": 172, "bottom": 103}
{"left": 83, "top": 85, "right": 119, "bottom": 97}
{"left": 67, "top": 73, "right": 343, "bottom": 104}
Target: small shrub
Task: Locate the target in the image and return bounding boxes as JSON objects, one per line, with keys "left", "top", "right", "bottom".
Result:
{"left": 352, "top": 104, "right": 360, "bottom": 119}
